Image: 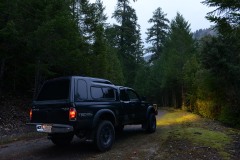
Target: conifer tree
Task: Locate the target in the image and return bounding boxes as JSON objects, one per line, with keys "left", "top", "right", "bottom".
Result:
{"left": 158, "top": 13, "right": 195, "bottom": 108}
{"left": 146, "top": 7, "right": 169, "bottom": 61}
{"left": 112, "top": 0, "right": 143, "bottom": 86}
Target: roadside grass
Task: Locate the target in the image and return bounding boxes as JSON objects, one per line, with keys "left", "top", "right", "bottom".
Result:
{"left": 174, "top": 127, "right": 231, "bottom": 159}
{"left": 157, "top": 109, "right": 232, "bottom": 159}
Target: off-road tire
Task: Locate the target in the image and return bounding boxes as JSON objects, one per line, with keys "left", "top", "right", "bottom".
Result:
{"left": 146, "top": 113, "right": 156, "bottom": 133}
{"left": 95, "top": 120, "right": 115, "bottom": 152}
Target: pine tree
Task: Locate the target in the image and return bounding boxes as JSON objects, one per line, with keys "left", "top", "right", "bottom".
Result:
{"left": 79, "top": 0, "right": 125, "bottom": 83}
{"left": 160, "top": 13, "right": 195, "bottom": 108}
{"left": 112, "top": 0, "right": 144, "bottom": 86}
{"left": 146, "top": 7, "right": 169, "bottom": 61}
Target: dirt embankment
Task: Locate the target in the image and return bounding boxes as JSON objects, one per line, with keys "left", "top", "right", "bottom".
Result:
{"left": 0, "top": 97, "right": 34, "bottom": 143}
{"left": 1, "top": 108, "right": 240, "bottom": 160}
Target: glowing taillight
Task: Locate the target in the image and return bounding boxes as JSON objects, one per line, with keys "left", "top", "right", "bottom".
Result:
{"left": 30, "top": 109, "right": 32, "bottom": 121}
{"left": 69, "top": 108, "right": 77, "bottom": 121}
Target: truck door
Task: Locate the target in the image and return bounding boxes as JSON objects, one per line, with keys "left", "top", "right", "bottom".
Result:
{"left": 126, "top": 89, "right": 145, "bottom": 122}
{"left": 120, "top": 88, "right": 134, "bottom": 123}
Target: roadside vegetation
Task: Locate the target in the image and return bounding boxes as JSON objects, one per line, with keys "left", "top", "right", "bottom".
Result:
{"left": 157, "top": 109, "right": 235, "bottom": 159}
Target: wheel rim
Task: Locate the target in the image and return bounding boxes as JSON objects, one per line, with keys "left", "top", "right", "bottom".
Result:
{"left": 100, "top": 125, "right": 112, "bottom": 146}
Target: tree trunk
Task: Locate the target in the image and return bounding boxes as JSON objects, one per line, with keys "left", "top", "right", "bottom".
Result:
{"left": 172, "top": 90, "right": 177, "bottom": 108}
{"left": 181, "top": 84, "right": 185, "bottom": 109}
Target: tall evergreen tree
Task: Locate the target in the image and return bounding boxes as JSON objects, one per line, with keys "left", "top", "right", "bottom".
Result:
{"left": 112, "top": 0, "right": 144, "bottom": 86}
{"left": 87, "top": 0, "right": 108, "bottom": 77}
{"left": 79, "top": 0, "right": 124, "bottom": 84}
{"left": 160, "top": 13, "right": 195, "bottom": 108}
{"left": 146, "top": 7, "right": 169, "bottom": 61}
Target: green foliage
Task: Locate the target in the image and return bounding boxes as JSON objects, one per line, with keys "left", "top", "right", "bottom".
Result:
{"left": 112, "top": 0, "right": 144, "bottom": 86}
{"left": 19, "top": 0, "right": 84, "bottom": 95}
{"left": 203, "top": 0, "right": 240, "bottom": 32}
{"left": 185, "top": 0, "right": 240, "bottom": 125}
{"left": 138, "top": 13, "right": 197, "bottom": 108}
{"left": 160, "top": 13, "right": 196, "bottom": 108}
{"left": 196, "top": 99, "right": 219, "bottom": 119}
{"left": 0, "top": 0, "right": 20, "bottom": 93}
{"left": 182, "top": 54, "right": 200, "bottom": 110}
{"left": 105, "top": 46, "right": 125, "bottom": 85}
{"left": 198, "top": 34, "right": 240, "bottom": 125}
{"left": 133, "top": 63, "right": 150, "bottom": 96}
{"left": 136, "top": 60, "right": 161, "bottom": 104}
{"left": 81, "top": 0, "right": 125, "bottom": 84}
{"left": 139, "top": 0, "right": 240, "bottom": 127}
{"left": 0, "top": 0, "right": 125, "bottom": 96}
{"left": 146, "top": 7, "right": 169, "bottom": 61}
{"left": 219, "top": 104, "right": 240, "bottom": 127}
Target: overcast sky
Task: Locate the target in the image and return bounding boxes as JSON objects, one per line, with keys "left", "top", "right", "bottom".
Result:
{"left": 89, "top": 0, "right": 215, "bottom": 44}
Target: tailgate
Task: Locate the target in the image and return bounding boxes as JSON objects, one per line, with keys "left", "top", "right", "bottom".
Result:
{"left": 31, "top": 101, "right": 71, "bottom": 124}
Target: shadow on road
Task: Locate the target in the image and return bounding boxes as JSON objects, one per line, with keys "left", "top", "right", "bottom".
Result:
{"left": 22, "top": 125, "right": 146, "bottom": 160}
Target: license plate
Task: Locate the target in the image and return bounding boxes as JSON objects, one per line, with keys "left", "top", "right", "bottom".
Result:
{"left": 36, "top": 124, "right": 52, "bottom": 133}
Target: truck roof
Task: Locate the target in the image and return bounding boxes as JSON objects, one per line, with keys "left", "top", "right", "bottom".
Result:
{"left": 47, "top": 76, "right": 113, "bottom": 85}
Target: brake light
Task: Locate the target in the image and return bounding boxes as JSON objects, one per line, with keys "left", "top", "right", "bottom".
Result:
{"left": 30, "top": 109, "right": 32, "bottom": 121}
{"left": 69, "top": 108, "right": 77, "bottom": 121}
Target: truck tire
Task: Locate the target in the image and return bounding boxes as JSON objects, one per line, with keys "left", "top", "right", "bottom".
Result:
{"left": 49, "top": 132, "right": 74, "bottom": 146}
{"left": 95, "top": 120, "right": 115, "bottom": 152}
{"left": 146, "top": 113, "right": 156, "bottom": 133}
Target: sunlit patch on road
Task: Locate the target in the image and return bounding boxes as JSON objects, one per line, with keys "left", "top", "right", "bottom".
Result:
{"left": 157, "top": 110, "right": 200, "bottom": 126}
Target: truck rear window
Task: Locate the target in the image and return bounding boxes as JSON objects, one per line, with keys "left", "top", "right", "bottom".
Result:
{"left": 36, "top": 79, "right": 70, "bottom": 101}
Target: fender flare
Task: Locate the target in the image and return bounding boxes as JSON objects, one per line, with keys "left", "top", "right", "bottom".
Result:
{"left": 146, "top": 105, "right": 155, "bottom": 119}
{"left": 92, "top": 109, "right": 117, "bottom": 128}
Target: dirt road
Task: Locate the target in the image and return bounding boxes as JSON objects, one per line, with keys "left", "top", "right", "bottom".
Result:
{"left": 0, "top": 109, "right": 239, "bottom": 160}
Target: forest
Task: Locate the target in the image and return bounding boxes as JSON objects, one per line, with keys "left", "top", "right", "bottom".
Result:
{"left": 0, "top": 0, "right": 239, "bottom": 126}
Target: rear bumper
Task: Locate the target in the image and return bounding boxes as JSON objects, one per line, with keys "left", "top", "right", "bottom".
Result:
{"left": 26, "top": 123, "right": 73, "bottom": 133}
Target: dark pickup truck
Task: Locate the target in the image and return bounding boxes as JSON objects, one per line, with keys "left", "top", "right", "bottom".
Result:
{"left": 28, "top": 76, "right": 157, "bottom": 151}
